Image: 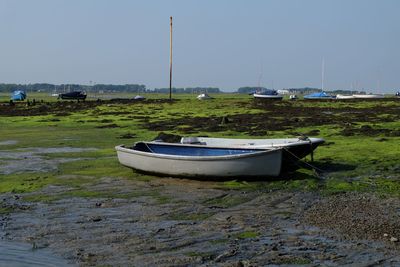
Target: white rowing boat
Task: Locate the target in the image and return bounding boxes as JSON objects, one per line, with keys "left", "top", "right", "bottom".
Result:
{"left": 116, "top": 142, "right": 283, "bottom": 178}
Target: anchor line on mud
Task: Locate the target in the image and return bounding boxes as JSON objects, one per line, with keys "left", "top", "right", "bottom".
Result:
{"left": 281, "top": 147, "right": 325, "bottom": 176}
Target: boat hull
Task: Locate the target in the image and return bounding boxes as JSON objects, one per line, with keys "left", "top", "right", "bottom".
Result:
{"left": 352, "top": 94, "right": 384, "bottom": 99}
{"left": 253, "top": 94, "right": 283, "bottom": 100}
{"left": 115, "top": 144, "right": 282, "bottom": 178}
{"left": 11, "top": 91, "right": 26, "bottom": 101}
{"left": 303, "top": 96, "right": 335, "bottom": 100}
{"left": 11, "top": 95, "right": 26, "bottom": 101}
{"left": 59, "top": 92, "right": 87, "bottom": 100}
{"left": 336, "top": 94, "right": 355, "bottom": 99}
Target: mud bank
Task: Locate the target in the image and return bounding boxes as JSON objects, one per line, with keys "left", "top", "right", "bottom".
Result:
{"left": 144, "top": 101, "right": 400, "bottom": 136}
{"left": 0, "top": 147, "right": 97, "bottom": 175}
{"left": 1, "top": 177, "right": 400, "bottom": 266}
{"left": 0, "top": 99, "right": 176, "bottom": 117}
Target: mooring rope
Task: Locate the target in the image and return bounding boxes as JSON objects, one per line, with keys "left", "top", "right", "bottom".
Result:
{"left": 282, "top": 147, "right": 325, "bottom": 175}
{"left": 143, "top": 142, "right": 155, "bottom": 153}
{"left": 308, "top": 140, "right": 314, "bottom": 162}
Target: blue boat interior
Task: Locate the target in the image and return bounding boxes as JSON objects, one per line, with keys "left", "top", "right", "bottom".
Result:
{"left": 133, "top": 142, "right": 263, "bottom": 156}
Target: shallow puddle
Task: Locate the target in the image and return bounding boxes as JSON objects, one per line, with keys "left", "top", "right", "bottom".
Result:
{"left": 0, "top": 147, "right": 97, "bottom": 174}
{"left": 0, "top": 240, "right": 74, "bottom": 266}
{"left": 0, "top": 140, "right": 18, "bottom": 146}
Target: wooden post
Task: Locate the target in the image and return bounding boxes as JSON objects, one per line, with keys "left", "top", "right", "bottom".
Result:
{"left": 321, "top": 57, "right": 325, "bottom": 91}
{"left": 169, "top": 16, "right": 173, "bottom": 100}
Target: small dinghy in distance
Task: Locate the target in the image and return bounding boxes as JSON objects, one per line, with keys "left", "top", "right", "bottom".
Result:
{"left": 253, "top": 89, "right": 283, "bottom": 100}
{"left": 303, "top": 91, "right": 335, "bottom": 100}
{"left": 115, "top": 142, "right": 283, "bottom": 178}
{"left": 58, "top": 91, "right": 87, "bottom": 100}
{"left": 133, "top": 95, "right": 146, "bottom": 100}
{"left": 197, "top": 93, "right": 213, "bottom": 100}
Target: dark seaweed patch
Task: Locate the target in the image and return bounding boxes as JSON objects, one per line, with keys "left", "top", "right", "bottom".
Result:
{"left": 143, "top": 102, "right": 400, "bottom": 136}
{"left": 95, "top": 124, "right": 120, "bottom": 128}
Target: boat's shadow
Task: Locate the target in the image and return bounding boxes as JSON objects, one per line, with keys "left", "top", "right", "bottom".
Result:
{"left": 307, "top": 160, "right": 357, "bottom": 172}
{"left": 133, "top": 160, "right": 357, "bottom": 182}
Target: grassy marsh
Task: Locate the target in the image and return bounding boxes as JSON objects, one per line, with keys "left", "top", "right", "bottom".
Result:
{"left": 0, "top": 93, "right": 399, "bottom": 200}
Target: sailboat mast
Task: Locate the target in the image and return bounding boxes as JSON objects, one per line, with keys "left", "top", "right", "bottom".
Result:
{"left": 321, "top": 57, "right": 325, "bottom": 91}
{"left": 169, "top": 16, "right": 173, "bottom": 100}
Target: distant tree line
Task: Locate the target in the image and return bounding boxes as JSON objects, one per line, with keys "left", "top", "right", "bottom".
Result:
{"left": 237, "top": 87, "right": 272, "bottom": 94}
{"left": 0, "top": 83, "right": 219, "bottom": 94}
{"left": 284, "top": 87, "right": 365, "bottom": 94}
{"left": 0, "top": 83, "right": 146, "bottom": 93}
{"left": 327, "top": 89, "right": 365, "bottom": 94}
{"left": 90, "top": 84, "right": 147, "bottom": 93}
{"left": 284, "top": 87, "right": 321, "bottom": 94}
{"left": 0, "top": 83, "right": 366, "bottom": 95}
{"left": 153, "top": 87, "right": 221, "bottom": 94}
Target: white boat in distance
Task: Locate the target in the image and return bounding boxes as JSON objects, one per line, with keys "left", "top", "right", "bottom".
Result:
{"left": 253, "top": 89, "right": 283, "bottom": 100}
{"left": 133, "top": 95, "right": 146, "bottom": 100}
{"left": 352, "top": 94, "right": 385, "bottom": 99}
{"left": 336, "top": 94, "right": 355, "bottom": 99}
{"left": 197, "top": 93, "right": 213, "bottom": 100}
{"left": 116, "top": 142, "right": 283, "bottom": 178}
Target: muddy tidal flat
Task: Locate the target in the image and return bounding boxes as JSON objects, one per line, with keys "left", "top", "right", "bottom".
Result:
{"left": 1, "top": 94, "right": 400, "bottom": 266}
{"left": 2, "top": 180, "right": 400, "bottom": 266}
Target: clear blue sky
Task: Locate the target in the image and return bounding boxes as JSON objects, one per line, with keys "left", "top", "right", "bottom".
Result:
{"left": 0, "top": 0, "right": 399, "bottom": 92}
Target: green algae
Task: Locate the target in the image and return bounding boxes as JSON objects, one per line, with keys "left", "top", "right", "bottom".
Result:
{"left": 0, "top": 173, "right": 58, "bottom": 194}
{"left": 234, "top": 231, "right": 259, "bottom": 239}
{"left": 1, "top": 93, "right": 400, "bottom": 200}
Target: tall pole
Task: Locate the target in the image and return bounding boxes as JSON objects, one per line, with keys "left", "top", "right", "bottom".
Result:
{"left": 321, "top": 57, "right": 325, "bottom": 91}
{"left": 169, "top": 16, "right": 173, "bottom": 100}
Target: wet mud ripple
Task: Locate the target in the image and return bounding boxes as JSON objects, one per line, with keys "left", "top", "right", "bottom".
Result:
{"left": 304, "top": 193, "right": 400, "bottom": 243}
{"left": 0, "top": 99, "right": 177, "bottom": 117}
{"left": 1, "top": 178, "right": 400, "bottom": 266}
